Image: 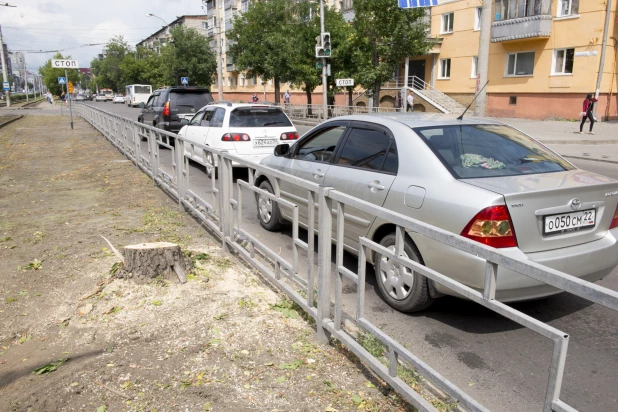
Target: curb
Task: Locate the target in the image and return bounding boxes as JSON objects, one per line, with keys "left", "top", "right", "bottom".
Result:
{"left": 0, "top": 115, "right": 23, "bottom": 129}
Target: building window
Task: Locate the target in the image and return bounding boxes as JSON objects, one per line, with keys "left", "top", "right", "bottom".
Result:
{"left": 232, "top": 76, "right": 237, "bottom": 86}
{"left": 471, "top": 56, "right": 478, "bottom": 78}
{"left": 252, "top": 76, "right": 257, "bottom": 85}
{"left": 202, "top": 22, "right": 208, "bottom": 29}
{"left": 474, "top": 7, "right": 481, "bottom": 31}
{"left": 558, "top": 0, "right": 579, "bottom": 17}
{"left": 509, "top": 96, "right": 517, "bottom": 105}
{"left": 506, "top": 52, "right": 534, "bottom": 76}
{"left": 495, "top": 0, "right": 546, "bottom": 21}
{"left": 553, "top": 48, "right": 574, "bottom": 74}
{"left": 227, "top": 77, "right": 231, "bottom": 87}
{"left": 441, "top": 12, "right": 454, "bottom": 34}
{"left": 438, "top": 58, "right": 451, "bottom": 79}
{"left": 343, "top": 0, "right": 353, "bottom": 10}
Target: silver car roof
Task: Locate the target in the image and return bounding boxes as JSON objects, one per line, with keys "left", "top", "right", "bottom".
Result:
{"left": 326, "top": 112, "right": 507, "bottom": 128}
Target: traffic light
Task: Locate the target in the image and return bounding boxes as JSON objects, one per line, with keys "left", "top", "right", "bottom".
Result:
{"left": 315, "top": 32, "right": 331, "bottom": 58}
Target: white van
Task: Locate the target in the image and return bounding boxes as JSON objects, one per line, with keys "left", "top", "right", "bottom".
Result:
{"left": 125, "top": 84, "right": 153, "bottom": 107}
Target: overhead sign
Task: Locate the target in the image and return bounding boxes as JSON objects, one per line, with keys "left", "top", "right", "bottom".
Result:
{"left": 2, "top": 82, "right": 9, "bottom": 91}
{"left": 58, "top": 77, "right": 66, "bottom": 85}
{"left": 336, "top": 78, "right": 354, "bottom": 87}
{"left": 398, "top": 0, "right": 438, "bottom": 8}
{"left": 181, "top": 77, "right": 189, "bottom": 85}
{"left": 51, "top": 59, "right": 80, "bottom": 68}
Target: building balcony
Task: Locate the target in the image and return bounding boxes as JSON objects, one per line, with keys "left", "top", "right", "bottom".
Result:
{"left": 226, "top": 63, "right": 237, "bottom": 72}
{"left": 491, "top": 15, "right": 552, "bottom": 43}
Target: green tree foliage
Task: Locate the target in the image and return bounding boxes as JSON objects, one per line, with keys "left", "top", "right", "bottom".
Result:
{"left": 120, "top": 47, "right": 167, "bottom": 87}
{"left": 229, "top": 0, "right": 295, "bottom": 104}
{"left": 160, "top": 25, "right": 217, "bottom": 87}
{"left": 350, "top": 0, "right": 431, "bottom": 107}
{"left": 38, "top": 53, "right": 81, "bottom": 96}
{"left": 90, "top": 36, "right": 130, "bottom": 92}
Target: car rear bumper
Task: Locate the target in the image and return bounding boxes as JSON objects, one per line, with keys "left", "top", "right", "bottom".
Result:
{"left": 417, "top": 228, "right": 618, "bottom": 302}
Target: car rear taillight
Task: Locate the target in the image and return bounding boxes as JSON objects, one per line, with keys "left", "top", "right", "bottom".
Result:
{"left": 222, "top": 133, "right": 251, "bottom": 142}
{"left": 162, "top": 101, "right": 170, "bottom": 117}
{"left": 609, "top": 204, "right": 618, "bottom": 230}
{"left": 461, "top": 205, "right": 518, "bottom": 248}
{"left": 280, "top": 132, "right": 299, "bottom": 140}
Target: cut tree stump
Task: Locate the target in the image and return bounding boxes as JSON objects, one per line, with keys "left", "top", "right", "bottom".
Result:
{"left": 118, "top": 242, "right": 191, "bottom": 284}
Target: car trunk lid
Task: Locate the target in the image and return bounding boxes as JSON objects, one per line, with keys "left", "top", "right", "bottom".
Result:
{"left": 228, "top": 126, "right": 295, "bottom": 155}
{"left": 464, "top": 170, "right": 618, "bottom": 253}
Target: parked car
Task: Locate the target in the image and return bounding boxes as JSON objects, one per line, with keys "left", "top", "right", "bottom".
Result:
{"left": 138, "top": 86, "right": 214, "bottom": 137}
{"left": 95, "top": 94, "right": 106, "bottom": 102}
{"left": 112, "top": 95, "right": 125, "bottom": 104}
{"left": 75, "top": 95, "right": 85, "bottom": 102}
{"left": 178, "top": 102, "right": 298, "bottom": 178}
{"left": 255, "top": 114, "right": 618, "bottom": 312}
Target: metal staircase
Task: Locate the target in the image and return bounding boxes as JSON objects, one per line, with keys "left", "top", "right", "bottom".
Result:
{"left": 384, "top": 76, "right": 465, "bottom": 115}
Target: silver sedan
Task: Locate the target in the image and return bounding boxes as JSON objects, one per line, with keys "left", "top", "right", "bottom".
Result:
{"left": 255, "top": 114, "right": 618, "bottom": 312}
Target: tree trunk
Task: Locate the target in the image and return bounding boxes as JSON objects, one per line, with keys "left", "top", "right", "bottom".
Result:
{"left": 306, "top": 88, "right": 313, "bottom": 117}
{"left": 373, "top": 80, "right": 381, "bottom": 111}
{"left": 348, "top": 86, "right": 353, "bottom": 107}
{"left": 274, "top": 75, "right": 280, "bottom": 105}
{"left": 118, "top": 242, "right": 191, "bottom": 284}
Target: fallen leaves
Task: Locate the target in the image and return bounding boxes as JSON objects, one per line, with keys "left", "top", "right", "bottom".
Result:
{"left": 31, "top": 358, "right": 68, "bottom": 375}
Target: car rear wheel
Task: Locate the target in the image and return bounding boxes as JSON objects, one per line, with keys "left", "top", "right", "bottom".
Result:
{"left": 204, "top": 151, "right": 218, "bottom": 179}
{"left": 257, "top": 180, "right": 283, "bottom": 232}
{"left": 374, "top": 234, "right": 434, "bottom": 312}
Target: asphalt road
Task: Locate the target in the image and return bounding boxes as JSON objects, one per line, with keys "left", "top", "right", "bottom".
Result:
{"left": 86, "top": 101, "right": 618, "bottom": 412}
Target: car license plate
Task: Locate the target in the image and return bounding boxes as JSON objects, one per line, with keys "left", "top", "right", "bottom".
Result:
{"left": 253, "top": 139, "right": 278, "bottom": 147}
{"left": 543, "top": 209, "right": 595, "bottom": 234}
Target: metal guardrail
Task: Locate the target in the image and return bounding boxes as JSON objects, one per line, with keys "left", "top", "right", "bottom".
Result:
{"left": 281, "top": 103, "right": 403, "bottom": 121}
{"left": 76, "top": 103, "right": 618, "bottom": 412}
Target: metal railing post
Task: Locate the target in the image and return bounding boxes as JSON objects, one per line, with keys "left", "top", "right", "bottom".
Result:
{"left": 317, "top": 185, "right": 333, "bottom": 344}
{"left": 176, "top": 138, "right": 186, "bottom": 210}
{"left": 220, "top": 152, "right": 233, "bottom": 253}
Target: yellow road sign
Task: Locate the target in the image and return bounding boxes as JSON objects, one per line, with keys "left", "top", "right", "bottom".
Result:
{"left": 68, "top": 81, "right": 74, "bottom": 93}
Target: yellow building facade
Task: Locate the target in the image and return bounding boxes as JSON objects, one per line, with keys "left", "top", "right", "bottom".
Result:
{"left": 410, "top": 0, "right": 618, "bottom": 119}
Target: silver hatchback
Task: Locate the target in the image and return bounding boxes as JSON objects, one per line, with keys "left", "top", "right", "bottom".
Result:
{"left": 255, "top": 114, "right": 618, "bottom": 312}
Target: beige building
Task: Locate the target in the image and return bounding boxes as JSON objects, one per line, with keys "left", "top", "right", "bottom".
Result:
{"left": 137, "top": 15, "right": 209, "bottom": 54}
{"left": 406, "top": 0, "right": 618, "bottom": 120}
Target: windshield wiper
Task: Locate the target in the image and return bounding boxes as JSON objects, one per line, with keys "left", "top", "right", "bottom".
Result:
{"left": 262, "top": 121, "right": 285, "bottom": 126}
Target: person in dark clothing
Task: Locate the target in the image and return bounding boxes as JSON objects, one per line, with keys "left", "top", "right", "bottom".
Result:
{"left": 580, "top": 93, "right": 598, "bottom": 134}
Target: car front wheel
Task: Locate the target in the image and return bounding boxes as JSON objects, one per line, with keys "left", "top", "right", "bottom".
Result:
{"left": 374, "top": 234, "right": 434, "bottom": 312}
{"left": 204, "top": 151, "right": 218, "bottom": 179}
{"left": 257, "top": 180, "right": 283, "bottom": 232}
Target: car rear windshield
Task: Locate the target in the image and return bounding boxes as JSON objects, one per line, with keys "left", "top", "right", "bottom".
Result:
{"left": 229, "top": 107, "right": 292, "bottom": 127}
{"left": 169, "top": 91, "right": 213, "bottom": 112}
{"left": 414, "top": 124, "right": 574, "bottom": 179}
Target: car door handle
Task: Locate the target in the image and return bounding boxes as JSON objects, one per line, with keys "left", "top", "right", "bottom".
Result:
{"left": 313, "top": 170, "right": 325, "bottom": 179}
{"left": 368, "top": 181, "right": 385, "bottom": 191}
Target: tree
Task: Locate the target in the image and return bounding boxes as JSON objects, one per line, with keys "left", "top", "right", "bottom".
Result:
{"left": 159, "top": 26, "right": 217, "bottom": 87}
{"left": 120, "top": 47, "right": 167, "bottom": 88}
{"left": 350, "top": 0, "right": 431, "bottom": 108}
{"left": 229, "top": 0, "right": 296, "bottom": 104}
{"left": 38, "top": 53, "right": 81, "bottom": 96}
{"left": 90, "top": 36, "right": 130, "bottom": 92}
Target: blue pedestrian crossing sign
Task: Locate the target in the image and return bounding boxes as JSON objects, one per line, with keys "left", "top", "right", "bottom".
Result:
{"left": 3, "top": 82, "right": 9, "bottom": 91}
{"left": 58, "top": 77, "right": 66, "bottom": 85}
{"left": 398, "top": 0, "right": 438, "bottom": 7}
{"left": 181, "top": 77, "right": 189, "bottom": 85}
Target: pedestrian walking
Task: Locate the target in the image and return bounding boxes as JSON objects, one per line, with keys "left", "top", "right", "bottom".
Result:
{"left": 61, "top": 91, "right": 67, "bottom": 106}
{"left": 284, "top": 90, "right": 290, "bottom": 105}
{"left": 579, "top": 93, "right": 598, "bottom": 134}
{"left": 407, "top": 92, "right": 414, "bottom": 112}
{"left": 252, "top": 93, "right": 258, "bottom": 103}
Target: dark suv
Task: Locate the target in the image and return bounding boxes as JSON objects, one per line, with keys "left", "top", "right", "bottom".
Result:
{"left": 138, "top": 86, "right": 214, "bottom": 134}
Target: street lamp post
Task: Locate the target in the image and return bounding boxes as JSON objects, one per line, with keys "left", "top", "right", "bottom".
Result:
{"left": 146, "top": 13, "right": 168, "bottom": 28}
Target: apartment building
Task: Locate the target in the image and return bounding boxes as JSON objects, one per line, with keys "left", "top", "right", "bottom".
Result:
{"left": 203, "top": 0, "right": 344, "bottom": 102}
{"left": 409, "top": 0, "right": 618, "bottom": 120}
{"left": 137, "top": 15, "right": 209, "bottom": 54}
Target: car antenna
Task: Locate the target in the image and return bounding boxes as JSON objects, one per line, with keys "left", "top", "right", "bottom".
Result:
{"left": 457, "top": 81, "right": 489, "bottom": 121}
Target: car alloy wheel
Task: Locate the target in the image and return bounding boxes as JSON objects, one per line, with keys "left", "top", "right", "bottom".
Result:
{"left": 205, "top": 151, "right": 217, "bottom": 179}
{"left": 379, "top": 246, "right": 414, "bottom": 301}
{"left": 257, "top": 180, "right": 282, "bottom": 231}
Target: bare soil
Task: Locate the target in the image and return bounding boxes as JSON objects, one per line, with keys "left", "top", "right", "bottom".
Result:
{"left": 0, "top": 115, "right": 414, "bottom": 412}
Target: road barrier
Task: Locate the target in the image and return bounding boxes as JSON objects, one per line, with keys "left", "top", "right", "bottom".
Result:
{"left": 76, "top": 103, "right": 618, "bottom": 412}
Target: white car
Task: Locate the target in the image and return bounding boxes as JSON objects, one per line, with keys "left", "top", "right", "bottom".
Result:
{"left": 95, "top": 94, "right": 107, "bottom": 102}
{"left": 112, "top": 95, "right": 125, "bottom": 104}
{"left": 178, "top": 102, "right": 298, "bottom": 179}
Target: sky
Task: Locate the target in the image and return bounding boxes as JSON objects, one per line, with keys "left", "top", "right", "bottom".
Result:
{"left": 0, "top": 0, "right": 206, "bottom": 74}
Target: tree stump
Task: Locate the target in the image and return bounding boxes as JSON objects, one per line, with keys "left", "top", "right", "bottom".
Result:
{"left": 118, "top": 242, "right": 191, "bottom": 284}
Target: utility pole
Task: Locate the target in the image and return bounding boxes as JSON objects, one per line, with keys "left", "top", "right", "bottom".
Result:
{"left": 594, "top": 0, "right": 612, "bottom": 119}
{"left": 320, "top": 0, "right": 327, "bottom": 119}
{"left": 23, "top": 53, "right": 29, "bottom": 102}
{"left": 0, "top": 25, "right": 10, "bottom": 107}
{"left": 217, "top": 9, "right": 223, "bottom": 101}
{"left": 473, "top": 0, "right": 492, "bottom": 117}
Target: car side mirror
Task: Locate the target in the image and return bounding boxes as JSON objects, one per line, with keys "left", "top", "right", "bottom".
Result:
{"left": 274, "top": 144, "right": 290, "bottom": 157}
{"left": 180, "top": 118, "right": 189, "bottom": 126}
{"left": 139, "top": 102, "right": 145, "bottom": 109}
